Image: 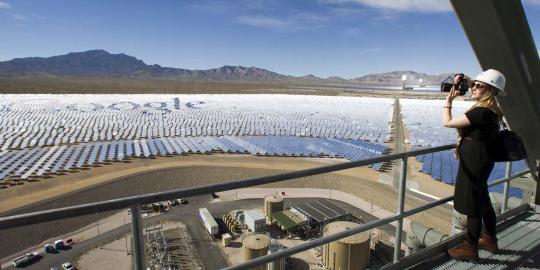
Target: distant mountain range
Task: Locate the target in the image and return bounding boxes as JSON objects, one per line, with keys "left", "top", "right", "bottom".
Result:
{"left": 0, "top": 50, "right": 450, "bottom": 85}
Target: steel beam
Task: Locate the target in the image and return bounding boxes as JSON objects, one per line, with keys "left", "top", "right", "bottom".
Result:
{"left": 130, "top": 204, "right": 145, "bottom": 270}
{"left": 502, "top": 162, "right": 512, "bottom": 212}
{"left": 394, "top": 157, "right": 407, "bottom": 262}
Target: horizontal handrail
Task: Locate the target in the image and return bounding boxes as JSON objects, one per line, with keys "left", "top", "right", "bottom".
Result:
{"left": 488, "top": 169, "right": 530, "bottom": 187}
{"left": 0, "top": 144, "right": 454, "bottom": 230}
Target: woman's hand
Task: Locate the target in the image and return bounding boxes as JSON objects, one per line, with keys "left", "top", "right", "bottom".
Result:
{"left": 446, "top": 74, "right": 462, "bottom": 104}
{"left": 446, "top": 87, "right": 460, "bottom": 104}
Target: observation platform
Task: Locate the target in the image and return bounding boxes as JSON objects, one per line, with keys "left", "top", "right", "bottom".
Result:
{"left": 385, "top": 204, "right": 540, "bottom": 270}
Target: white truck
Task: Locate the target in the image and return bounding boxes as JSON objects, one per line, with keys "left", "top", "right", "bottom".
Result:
{"left": 12, "top": 252, "right": 39, "bottom": 267}
{"left": 199, "top": 208, "right": 219, "bottom": 236}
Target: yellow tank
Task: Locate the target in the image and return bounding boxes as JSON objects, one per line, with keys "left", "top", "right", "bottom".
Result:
{"left": 322, "top": 221, "right": 371, "bottom": 270}
{"left": 264, "top": 195, "right": 284, "bottom": 222}
{"left": 242, "top": 233, "right": 271, "bottom": 270}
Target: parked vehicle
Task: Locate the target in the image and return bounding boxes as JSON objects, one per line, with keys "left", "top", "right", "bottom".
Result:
{"left": 178, "top": 198, "right": 189, "bottom": 204}
{"left": 199, "top": 208, "right": 218, "bottom": 235}
{"left": 54, "top": 239, "right": 65, "bottom": 250}
{"left": 62, "top": 262, "right": 74, "bottom": 270}
{"left": 44, "top": 243, "right": 54, "bottom": 253}
{"left": 12, "top": 252, "right": 39, "bottom": 267}
{"left": 65, "top": 238, "right": 73, "bottom": 246}
{"left": 151, "top": 203, "right": 163, "bottom": 212}
{"left": 140, "top": 204, "right": 153, "bottom": 213}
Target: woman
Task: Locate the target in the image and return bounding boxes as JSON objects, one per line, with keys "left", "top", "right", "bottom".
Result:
{"left": 443, "top": 69, "right": 506, "bottom": 262}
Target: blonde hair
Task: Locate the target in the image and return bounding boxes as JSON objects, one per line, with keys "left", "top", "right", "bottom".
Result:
{"left": 469, "top": 86, "right": 504, "bottom": 121}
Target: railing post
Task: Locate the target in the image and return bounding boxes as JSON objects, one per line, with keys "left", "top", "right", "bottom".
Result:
{"left": 394, "top": 156, "right": 407, "bottom": 262}
{"left": 536, "top": 162, "right": 540, "bottom": 205}
{"left": 502, "top": 162, "right": 512, "bottom": 212}
{"left": 130, "top": 204, "right": 145, "bottom": 270}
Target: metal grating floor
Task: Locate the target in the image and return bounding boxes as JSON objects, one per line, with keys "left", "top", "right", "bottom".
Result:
{"left": 420, "top": 205, "right": 540, "bottom": 269}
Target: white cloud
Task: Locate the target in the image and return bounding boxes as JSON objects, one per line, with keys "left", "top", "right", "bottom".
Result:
{"left": 344, "top": 27, "right": 364, "bottom": 36}
{"left": 236, "top": 15, "right": 290, "bottom": 28}
{"left": 236, "top": 12, "right": 328, "bottom": 31}
{"left": 292, "top": 12, "right": 328, "bottom": 26}
{"left": 326, "top": 0, "right": 452, "bottom": 13}
{"left": 241, "top": 0, "right": 277, "bottom": 12}
{"left": 374, "top": 10, "right": 401, "bottom": 20}
{"left": 189, "top": 0, "right": 276, "bottom": 14}
{"left": 11, "top": 14, "right": 28, "bottom": 21}
{"left": 0, "top": 1, "right": 11, "bottom": 9}
{"left": 9, "top": 13, "right": 47, "bottom": 22}
{"left": 354, "top": 48, "right": 383, "bottom": 54}
{"left": 524, "top": 0, "right": 540, "bottom": 5}
{"left": 332, "top": 7, "right": 368, "bottom": 18}
{"left": 188, "top": 1, "right": 231, "bottom": 14}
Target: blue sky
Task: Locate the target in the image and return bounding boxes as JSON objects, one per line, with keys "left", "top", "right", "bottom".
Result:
{"left": 0, "top": 0, "right": 538, "bottom": 79}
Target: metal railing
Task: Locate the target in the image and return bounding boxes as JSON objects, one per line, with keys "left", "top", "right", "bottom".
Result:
{"left": 0, "top": 144, "right": 532, "bottom": 270}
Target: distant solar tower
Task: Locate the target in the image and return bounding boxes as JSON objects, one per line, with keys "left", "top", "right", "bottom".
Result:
{"left": 402, "top": 75, "right": 407, "bottom": 90}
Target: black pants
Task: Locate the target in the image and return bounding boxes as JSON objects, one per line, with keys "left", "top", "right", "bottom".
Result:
{"left": 466, "top": 193, "right": 497, "bottom": 245}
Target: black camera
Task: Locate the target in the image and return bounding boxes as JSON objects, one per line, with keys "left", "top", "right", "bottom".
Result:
{"left": 441, "top": 73, "right": 468, "bottom": 96}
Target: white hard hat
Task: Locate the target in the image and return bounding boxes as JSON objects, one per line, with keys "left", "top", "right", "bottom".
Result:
{"left": 474, "top": 69, "right": 506, "bottom": 96}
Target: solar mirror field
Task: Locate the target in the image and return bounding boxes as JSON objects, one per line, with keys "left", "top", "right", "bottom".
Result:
{"left": 0, "top": 94, "right": 526, "bottom": 198}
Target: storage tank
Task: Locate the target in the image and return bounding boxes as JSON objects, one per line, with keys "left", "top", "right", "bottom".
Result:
{"left": 264, "top": 195, "right": 284, "bottom": 222}
{"left": 322, "top": 221, "right": 370, "bottom": 270}
{"left": 243, "top": 233, "right": 271, "bottom": 270}
{"left": 267, "top": 239, "right": 286, "bottom": 270}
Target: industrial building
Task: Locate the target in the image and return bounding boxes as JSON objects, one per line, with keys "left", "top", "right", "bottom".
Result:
{"left": 217, "top": 198, "right": 364, "bottom": 269}
{"left": 271, "top": 200, "right": 351, "bottom": 237}
{"left": 244, "top": 209, "right": 266, "bottom": 233}
{"left": 223, "top": 209, "right": 266, "bottom": 234}
{"left": 292, "top": 200, "right": 349, "bottom": 221}
{"left": 223, "top": 210, "right": 243, "bottom": 235}
{"left": 271, "top": 210, "right": 307, "bottom": 233}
